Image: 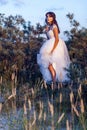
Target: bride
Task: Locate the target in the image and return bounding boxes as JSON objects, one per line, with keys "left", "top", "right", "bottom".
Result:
{"left": 37, "top": 12, "right": 71, "bottom": 85}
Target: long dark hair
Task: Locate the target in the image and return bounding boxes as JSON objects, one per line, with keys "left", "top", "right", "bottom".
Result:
{"left": 45, "top": 12, "right": 60, "bottom": 33}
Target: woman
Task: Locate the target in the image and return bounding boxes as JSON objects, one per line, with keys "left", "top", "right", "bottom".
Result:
{"left": 37, "top": 12, "right": 71, "bottom": 85}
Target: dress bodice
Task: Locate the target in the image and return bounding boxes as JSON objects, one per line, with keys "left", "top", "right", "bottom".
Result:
{"left": 47, "top": 29, "right": 54, "bottom": 39}
{"left": 46, "top": 24, "right": 57, "bottom": 39}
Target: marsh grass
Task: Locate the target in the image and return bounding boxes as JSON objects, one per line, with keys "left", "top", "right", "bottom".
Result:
{"left": 0, "top": 79, "right": 87, "bottom": 130}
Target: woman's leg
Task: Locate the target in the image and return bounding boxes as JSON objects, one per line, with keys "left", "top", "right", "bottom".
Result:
{"left": 48, "top": 64, "right": 56, "bottom": 83}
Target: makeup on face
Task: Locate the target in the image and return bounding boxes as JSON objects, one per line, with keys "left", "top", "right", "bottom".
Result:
{"left": 46, "top": 14, "right": 53, "bottom": 24}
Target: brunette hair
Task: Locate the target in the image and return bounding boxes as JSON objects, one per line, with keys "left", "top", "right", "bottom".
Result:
{"left": 45, "top": 12, "right": 60, "bottom": 33}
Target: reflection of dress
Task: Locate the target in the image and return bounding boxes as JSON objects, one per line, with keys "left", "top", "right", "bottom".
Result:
{"left": 37, "top": 24, "right": 71, "bottom": 82}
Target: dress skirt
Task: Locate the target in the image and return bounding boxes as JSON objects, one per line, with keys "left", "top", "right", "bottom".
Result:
{"left": 37, "top": 37, "right": 71, "bottom": 82}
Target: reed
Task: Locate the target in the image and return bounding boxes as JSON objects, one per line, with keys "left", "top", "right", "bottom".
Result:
{"left": 0, "top": 79, "right": 87, "bottom": 130}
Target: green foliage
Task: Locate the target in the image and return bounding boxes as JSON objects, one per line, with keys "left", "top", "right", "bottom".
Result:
{"left": 0, "top": 13, "right": 44, "bottom": 84}
{"left": 64, "top": 13, "right": 87, "bottom": 84}
{"left": 0, "top": 13, "right": 87, "bottom": 130}
{"left": 0, "top": 12, "right": 87, "bottom": 87}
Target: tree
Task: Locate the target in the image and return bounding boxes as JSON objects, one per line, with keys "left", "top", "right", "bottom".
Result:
{"left": 0, "top": 13, "right": 43, "bottom": 83}
{"left": 64, "top": 13, "right": 87, "bottom": 82}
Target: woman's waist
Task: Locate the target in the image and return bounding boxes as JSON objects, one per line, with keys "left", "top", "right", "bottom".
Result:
{"left": 47, "top": 37, "right": 55, "bottom": 40}
{"left": 49, "top": 36, "right": 55, "bottom": 38}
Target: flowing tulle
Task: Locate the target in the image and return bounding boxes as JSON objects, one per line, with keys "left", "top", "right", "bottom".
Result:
{"left": 37, "top": 37, "right": 71, "bottom": 83}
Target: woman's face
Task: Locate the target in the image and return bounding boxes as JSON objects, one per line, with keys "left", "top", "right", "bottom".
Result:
{"left": 46, "top": 14, "right": 53, "bottom": 24}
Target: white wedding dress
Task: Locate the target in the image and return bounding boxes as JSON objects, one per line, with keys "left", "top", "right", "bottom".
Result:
{"left": 37, "top": 24, "right": 71, "bottom": 83}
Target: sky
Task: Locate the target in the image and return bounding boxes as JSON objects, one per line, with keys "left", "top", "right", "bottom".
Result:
{"left": 0, "top": 0, "right": 87, "bottom": 39}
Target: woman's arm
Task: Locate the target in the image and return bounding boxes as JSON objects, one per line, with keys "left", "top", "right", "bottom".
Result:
{"left": 50, "top": 26, "right": 59, "bottom": 53}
